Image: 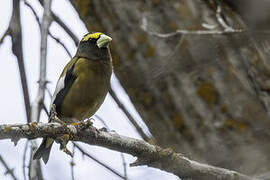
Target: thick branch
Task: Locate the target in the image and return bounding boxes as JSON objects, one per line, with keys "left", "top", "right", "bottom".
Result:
{"left": 0, "top": 122, "right": 256, "bottom": 180}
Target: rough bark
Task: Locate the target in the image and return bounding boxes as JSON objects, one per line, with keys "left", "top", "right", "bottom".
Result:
{"left": 70, "top": 0, "right": 270, "bottom": 175}
{"left": 0, "top": 122, "right": 257, "bottom": 180}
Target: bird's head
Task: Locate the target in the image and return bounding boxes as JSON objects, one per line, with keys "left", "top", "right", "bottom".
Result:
{"left": 76, "top": 32, "right": 112, "bottom": 60}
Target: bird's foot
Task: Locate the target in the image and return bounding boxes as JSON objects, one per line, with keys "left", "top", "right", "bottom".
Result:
{"left": 85, "top": 117, "right": 95, "bottom": 123}
{"left": 50, "top": 104, "right": 65, "bottom": 125}
{"left": 73, "top": 118, "right": 93, "bottom": 130}
{"left": 52, "top": 118, "right": 66, "bottom": 126}
{"left": 98, "top": 127, "right": 108, "bottom": 132}
{"left": 55, "top": 134, "right": 73, "bottom": 157}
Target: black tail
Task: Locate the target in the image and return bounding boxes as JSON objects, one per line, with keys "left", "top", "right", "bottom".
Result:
{"left": 33, "top": 138, "right": 53, "bottom": 164}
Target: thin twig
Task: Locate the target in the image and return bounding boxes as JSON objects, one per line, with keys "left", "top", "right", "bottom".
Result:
{"left": 51, "top": 12, "right": 79, "bottom": 45}
{"left": 109, "top": 88, "right": 150, "bottom": 141}
{"left": 24, "top": 1, "right": 72, "bottom": 58}
{"left": 28, "top": 141, "right": 44, "bottom": 180}
{"left": 48, "top": 34, "right": 72, "bottom": 57}
{"left": 120, "top": 153, "right": 128, "bottom": 180}
{"left": 0, "top": 154, "right": 18, "bottom": 180}
{"left": 73, "top": 143, "right": 126, "bottom": 179}
{"left": 94, "top": 115, "right": 128, "bottom": 180}
{"left": 23, "top": 141, "right": 29, "bottom": 180}
{"left": 70, "top": 144, "right": 75, "bottom": 180}
{"left": 41, "top": 103, "right": 50, "bottom": 117}
{"left": 38, "top": 0, "right": 79, "bottom": 45}
{"left": 94, "top": 114, "right": 109, "bottom": 129}
{"left": 46, "top": 86, "right": 53, "bottom": 99}
{"left": 141, "top": 16, "right": 244, "bottom": 38}
{"left": 0, "top": 29, "right": 10, "bottom": 45}
{"left": 215, "top": 3, "right": 235, "bottom": 32}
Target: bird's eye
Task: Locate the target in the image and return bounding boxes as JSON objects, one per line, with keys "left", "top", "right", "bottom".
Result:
{"left": 89, "top": 38, "right": 97, "bottom": 43}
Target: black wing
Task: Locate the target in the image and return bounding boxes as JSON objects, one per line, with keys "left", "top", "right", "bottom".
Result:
{"left": 53, "top": 63, "right": 77, "bottom": 117}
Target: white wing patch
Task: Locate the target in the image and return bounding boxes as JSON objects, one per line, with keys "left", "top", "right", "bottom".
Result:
{"left": 50, "top": 74, "right": 66, "bottom": 108}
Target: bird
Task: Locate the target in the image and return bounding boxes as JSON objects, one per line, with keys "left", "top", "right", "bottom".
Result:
{"left": 33, "top": 32, "right": 113, "bottom": 164}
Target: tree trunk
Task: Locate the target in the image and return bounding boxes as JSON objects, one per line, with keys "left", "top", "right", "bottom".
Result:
{"left": 70, "top": 0, "right": 270, "bottom": 175}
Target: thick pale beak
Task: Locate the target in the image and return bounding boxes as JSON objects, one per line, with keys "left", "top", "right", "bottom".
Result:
{"left": 97, "top": 34, "right": 112, "bottom": 48}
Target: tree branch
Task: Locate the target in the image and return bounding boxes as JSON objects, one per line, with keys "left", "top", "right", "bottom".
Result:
{"left": 73, "top": 143, "right": 125, "bottom": 179}
{"left": 9, "top": 0, "right": 31, "bottom": 122}
{"left": 70, "top": 144, "right": 75, "bottom": 180}
{"left": 28, "top": 140, "right": 44, "bottom": 180}
{"left": 109, "top": 88, "right": 151, "bottom": 142}
{"left": 140, "top": 16, "right": 244, "bottom": 38}
{"left": 38, "top": 0, "right": 79, "bottom": 45}
{"left": 0, "top": 122, "right": 257, "bottom": 180}
{"left": 92, "top": 115, "right": 128, "bottom": 179}
{"left": 0, "top": 154, "right": 18, "bottom": 180}
{"left": 24, "top": 1, "right": 72, "bottom": 58}
{"left": 22, "top": 141, "right": 28, "bottom": 180}
{"left": 120, "top": 153, "right": 128, "bottom": 180}
{"left": 30, "top": 0, "right": 52, "bottom": 123}
{"left": 0, "top": 28, "right": 10, "bottom": 45}
{"left": 27, "top": 0, "right": 52, "bottom": 179}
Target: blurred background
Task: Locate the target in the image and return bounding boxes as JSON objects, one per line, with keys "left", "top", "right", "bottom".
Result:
{"left": 1, "top": 0, "right": 270, "bottom": 179}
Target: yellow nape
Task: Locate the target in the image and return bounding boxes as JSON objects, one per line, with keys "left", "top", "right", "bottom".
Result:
{"left": 82, "top": 32, "right": 103, "bottom": 41}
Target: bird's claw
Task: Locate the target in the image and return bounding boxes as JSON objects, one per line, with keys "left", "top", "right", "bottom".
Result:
{"left": 54, "top": 134, "right": 73, "bottom": 157}
{"left": 50, "top": 104, "right": 65, "bottom": 125}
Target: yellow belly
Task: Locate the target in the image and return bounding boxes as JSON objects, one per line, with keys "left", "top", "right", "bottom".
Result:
{"left": 60, "top": 58, "right": 111, "bottom": 121}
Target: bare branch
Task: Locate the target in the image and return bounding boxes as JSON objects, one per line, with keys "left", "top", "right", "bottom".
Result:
{"left": 73, "top": 143, "right": 125, "bottom": 179}
{"left": 48, "top": 35, "right": 72, "bottom": 58}
{"left": 141, "top": 16, "right": 243, "bottom": 38}
{"left": 28, "top": 140, "right": 44, "bottom": 180}
{"left": 0, "top": 122, "right": 257, "bottom": 180}
{"left": 9, "top": 0, "right": 31, "bottom": 122}
{"left": 70, "top": 144, "right": 75, "bottom": 180}
{"left": 109, "top": 88, "right": 151, "bottom": 142}
{"left": 27, "top": 0, "right": 52, "bottom": 179}
{"left": 23, "top": 141, "right": 29, "bottom": 180}
{"left": 216, "top": 5, "right": 233, "bottom": 31}
{"left": 94, "top": 114, "right": 109, "bottom": 129}
{"left": 38, "top": 0, "right": 79, "bottom": 45}
{"left": 94, "top": 115, "right": 128, "bottom": 180}
{"left": 24, "top": 1, "right": 72, "bottom": 58}
{"left": 51, "top": 12, "right": 79, "bottom": 45}
{"left": 30, "top": 0, "right": 52, "bottom": 123}
{"left": 0, "top": 28, "right": 10, "bottom": 45}
{"left": 0, "top": 154, "right": 18, "bottom": 180}
{"left": 120, "top": 153, "right": 128, "bottom": 180}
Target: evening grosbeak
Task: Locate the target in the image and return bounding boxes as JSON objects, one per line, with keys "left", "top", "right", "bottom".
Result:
{"left": 33, "top": 32, "right": 113, "bottom": 164}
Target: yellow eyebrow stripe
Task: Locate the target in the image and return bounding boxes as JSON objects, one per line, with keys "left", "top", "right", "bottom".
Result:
{"left": 82, "top": 32, "right": 103, "bottom": 41}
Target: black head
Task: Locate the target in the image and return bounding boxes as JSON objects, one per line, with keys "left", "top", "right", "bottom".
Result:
{"left": 76, "top": 32, "right": 112, "bottom": 60}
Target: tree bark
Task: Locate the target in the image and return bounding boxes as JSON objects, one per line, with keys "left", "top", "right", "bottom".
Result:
{"left": 0, "top": 122, "right": 257, "bottom": 180}
{"left": 70, "top": 0, "right": 270, "bottom": 175}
